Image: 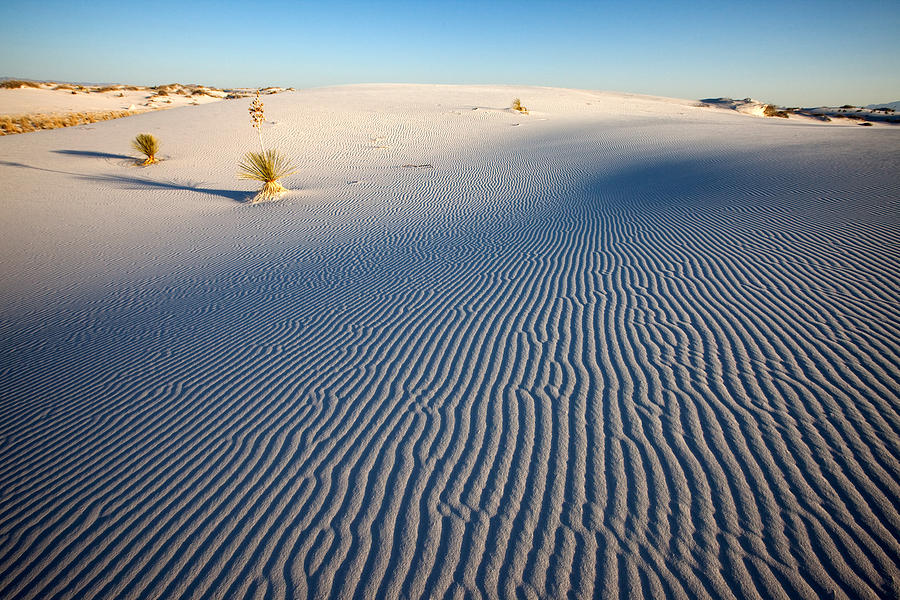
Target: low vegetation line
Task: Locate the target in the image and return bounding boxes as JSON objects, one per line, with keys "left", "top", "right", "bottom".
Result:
{"left": 0, "top": 110, "right": 142, "bottom": 135}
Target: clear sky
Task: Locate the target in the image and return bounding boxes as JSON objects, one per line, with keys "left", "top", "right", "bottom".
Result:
{"left": 1, "top": 0, "right": 897, "bottom": 106}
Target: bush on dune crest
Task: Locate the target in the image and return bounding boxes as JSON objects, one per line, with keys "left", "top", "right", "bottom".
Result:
{"left": 0, "top": 80, "right": 42, "bottom": 89}
{"left": 511, "top": 98, "right": 529, "bottom": 114}
{"left": 763, "top": 104, "right": 790, "bottom": 118}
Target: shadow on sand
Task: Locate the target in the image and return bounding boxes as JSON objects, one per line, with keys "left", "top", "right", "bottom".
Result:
{"left": 0, "top": 160, "right": 249, "bottom": 203}
{"left": 53, "top": 150, "right": 135, "bottom": 160}
{"left": 84, "top": 174, "right": 251, "bottom": 202}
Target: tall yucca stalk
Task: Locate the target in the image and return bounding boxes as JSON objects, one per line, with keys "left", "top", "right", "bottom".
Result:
{"left": 240, "top": 90, "right": 296, "bottom": 202}
{"left": 249, "top": 91, "right": 266, "bottom": 152}
{"left": 132, "top": 133, "right": 159, "bottom": 165}
{"left": 238, "top": 149, "right": 298, "bottom": 203}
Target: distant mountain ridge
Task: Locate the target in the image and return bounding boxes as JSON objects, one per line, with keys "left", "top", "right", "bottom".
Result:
{"left": 865, "top": 101, "right": 900, "bottom": 111}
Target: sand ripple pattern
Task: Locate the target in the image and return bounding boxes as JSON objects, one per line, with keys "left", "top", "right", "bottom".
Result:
{"left": 1, "top": 92, "right": 899, "bottom": 599}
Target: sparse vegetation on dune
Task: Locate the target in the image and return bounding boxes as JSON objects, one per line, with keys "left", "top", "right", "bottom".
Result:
{"left": 0, "top": 80, "right": 284, "bottom": 136}
{"left": 0, "top": 80, "right": 42, "bottom": 89}
{"left": 511, "top": 98, "right": 528, "bottom": 114}
{"left": 131, "top": 133, "right": 160, "bottom": 165}
{"left": 763, "top": 104, "right": 790, "bottom": 118}
{"left": 0, "top": 110, "right": 138, "bottom": 135}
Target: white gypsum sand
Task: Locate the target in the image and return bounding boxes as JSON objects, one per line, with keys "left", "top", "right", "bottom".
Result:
{"left": 0, "top": 84, "right": 898, "bottom": 599}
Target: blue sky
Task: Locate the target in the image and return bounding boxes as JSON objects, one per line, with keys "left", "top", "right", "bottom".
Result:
{"left": 1, "top": 0, "right": 897, "bottom": 106}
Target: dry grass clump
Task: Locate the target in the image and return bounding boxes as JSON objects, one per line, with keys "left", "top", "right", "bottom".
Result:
{"left": 511, "top": 98, "right": 529, "bottom": 114}
{"left": 131, "top": 133, "right": 160, "bottom": 165}
{"left": 0, "top": 110, "right": 138, "bottom": 135}
{"left": 0, "top": 80, "right": 42, "bottom": 89}
{"left": 95, "top": 86, "right": 120, "bottom": 93}
{"left": 238, "top": 150, "right": 298, "bottom": 202}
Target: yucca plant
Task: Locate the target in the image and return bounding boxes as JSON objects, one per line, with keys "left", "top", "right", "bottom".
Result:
{"left": 239, "top": 90, "right": 297, "bottom": 202}
{"left": 238, "top": 150, "right": 298, "bottom": 203}
{"left": 131, "top": 133, "right": 159, "bottom": 165}
{"left": 511, "top": 98, "right": 528, "bottom": 114}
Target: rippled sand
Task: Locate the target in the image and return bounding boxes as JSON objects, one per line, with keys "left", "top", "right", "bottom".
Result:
{"left": 1, "top": 85, "right": 898, "bottom": 599}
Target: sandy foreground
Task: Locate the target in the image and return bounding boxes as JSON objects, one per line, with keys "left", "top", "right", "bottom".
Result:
{"left": 0, "top": 84, "right": 898, "bottom": 599}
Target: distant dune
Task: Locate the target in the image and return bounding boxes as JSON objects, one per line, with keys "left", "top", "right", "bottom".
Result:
{"left": 701, "top": 97, "right": 900, "bottom": 124}
{"left": 0, "top": 84, "right": 898, "bottom": 599}
{"left": 0, "top": 80, "right": 289, "bottom": 134}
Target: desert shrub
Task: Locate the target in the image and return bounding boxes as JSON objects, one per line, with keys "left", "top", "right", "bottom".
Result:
{"left": 131, "top": 133, "right": 160, "bottom": 165}
{"left": 763, "top": 104, "right": 789, "bottom": 118}
{"left": 238, "top": 150, "right": 297, "bottom": 202}
{"left": 238, "top": 91, "right": 297, "bottom": 202}
{"left": 1, "top": 80, "right": 41, "bottom": 89}
{"left": 840, "top": 104, "right": 855, "bottom": 109}
{"left": 54, "top": 84, "right": 75, "bottom": 90}
{"left": 155, "top": 90, "right": 169, "bottom": 96}
{"left": 95, "top": 86, "right": 119, "bottom": 93}
{"left": 511, "top": 98, "right": 528, "bottom": 114}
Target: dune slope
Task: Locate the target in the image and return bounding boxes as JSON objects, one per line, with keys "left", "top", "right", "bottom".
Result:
{"left": 0, "top": 85, "right": 898, "bottom": 599}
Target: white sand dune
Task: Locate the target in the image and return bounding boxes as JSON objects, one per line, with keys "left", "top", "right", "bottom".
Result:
{"left": 0, "top": 84, "right": 898, "bottom": 599}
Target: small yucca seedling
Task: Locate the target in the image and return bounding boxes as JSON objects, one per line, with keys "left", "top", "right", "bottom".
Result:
{"left": 131, "top": 133, "right": 159, "bottom": 165}
{"left": 511, "top": 98, "right": 528, "bottom": 114}
{"left": 238, "top": 149, "right": 297, "bottom": 203}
